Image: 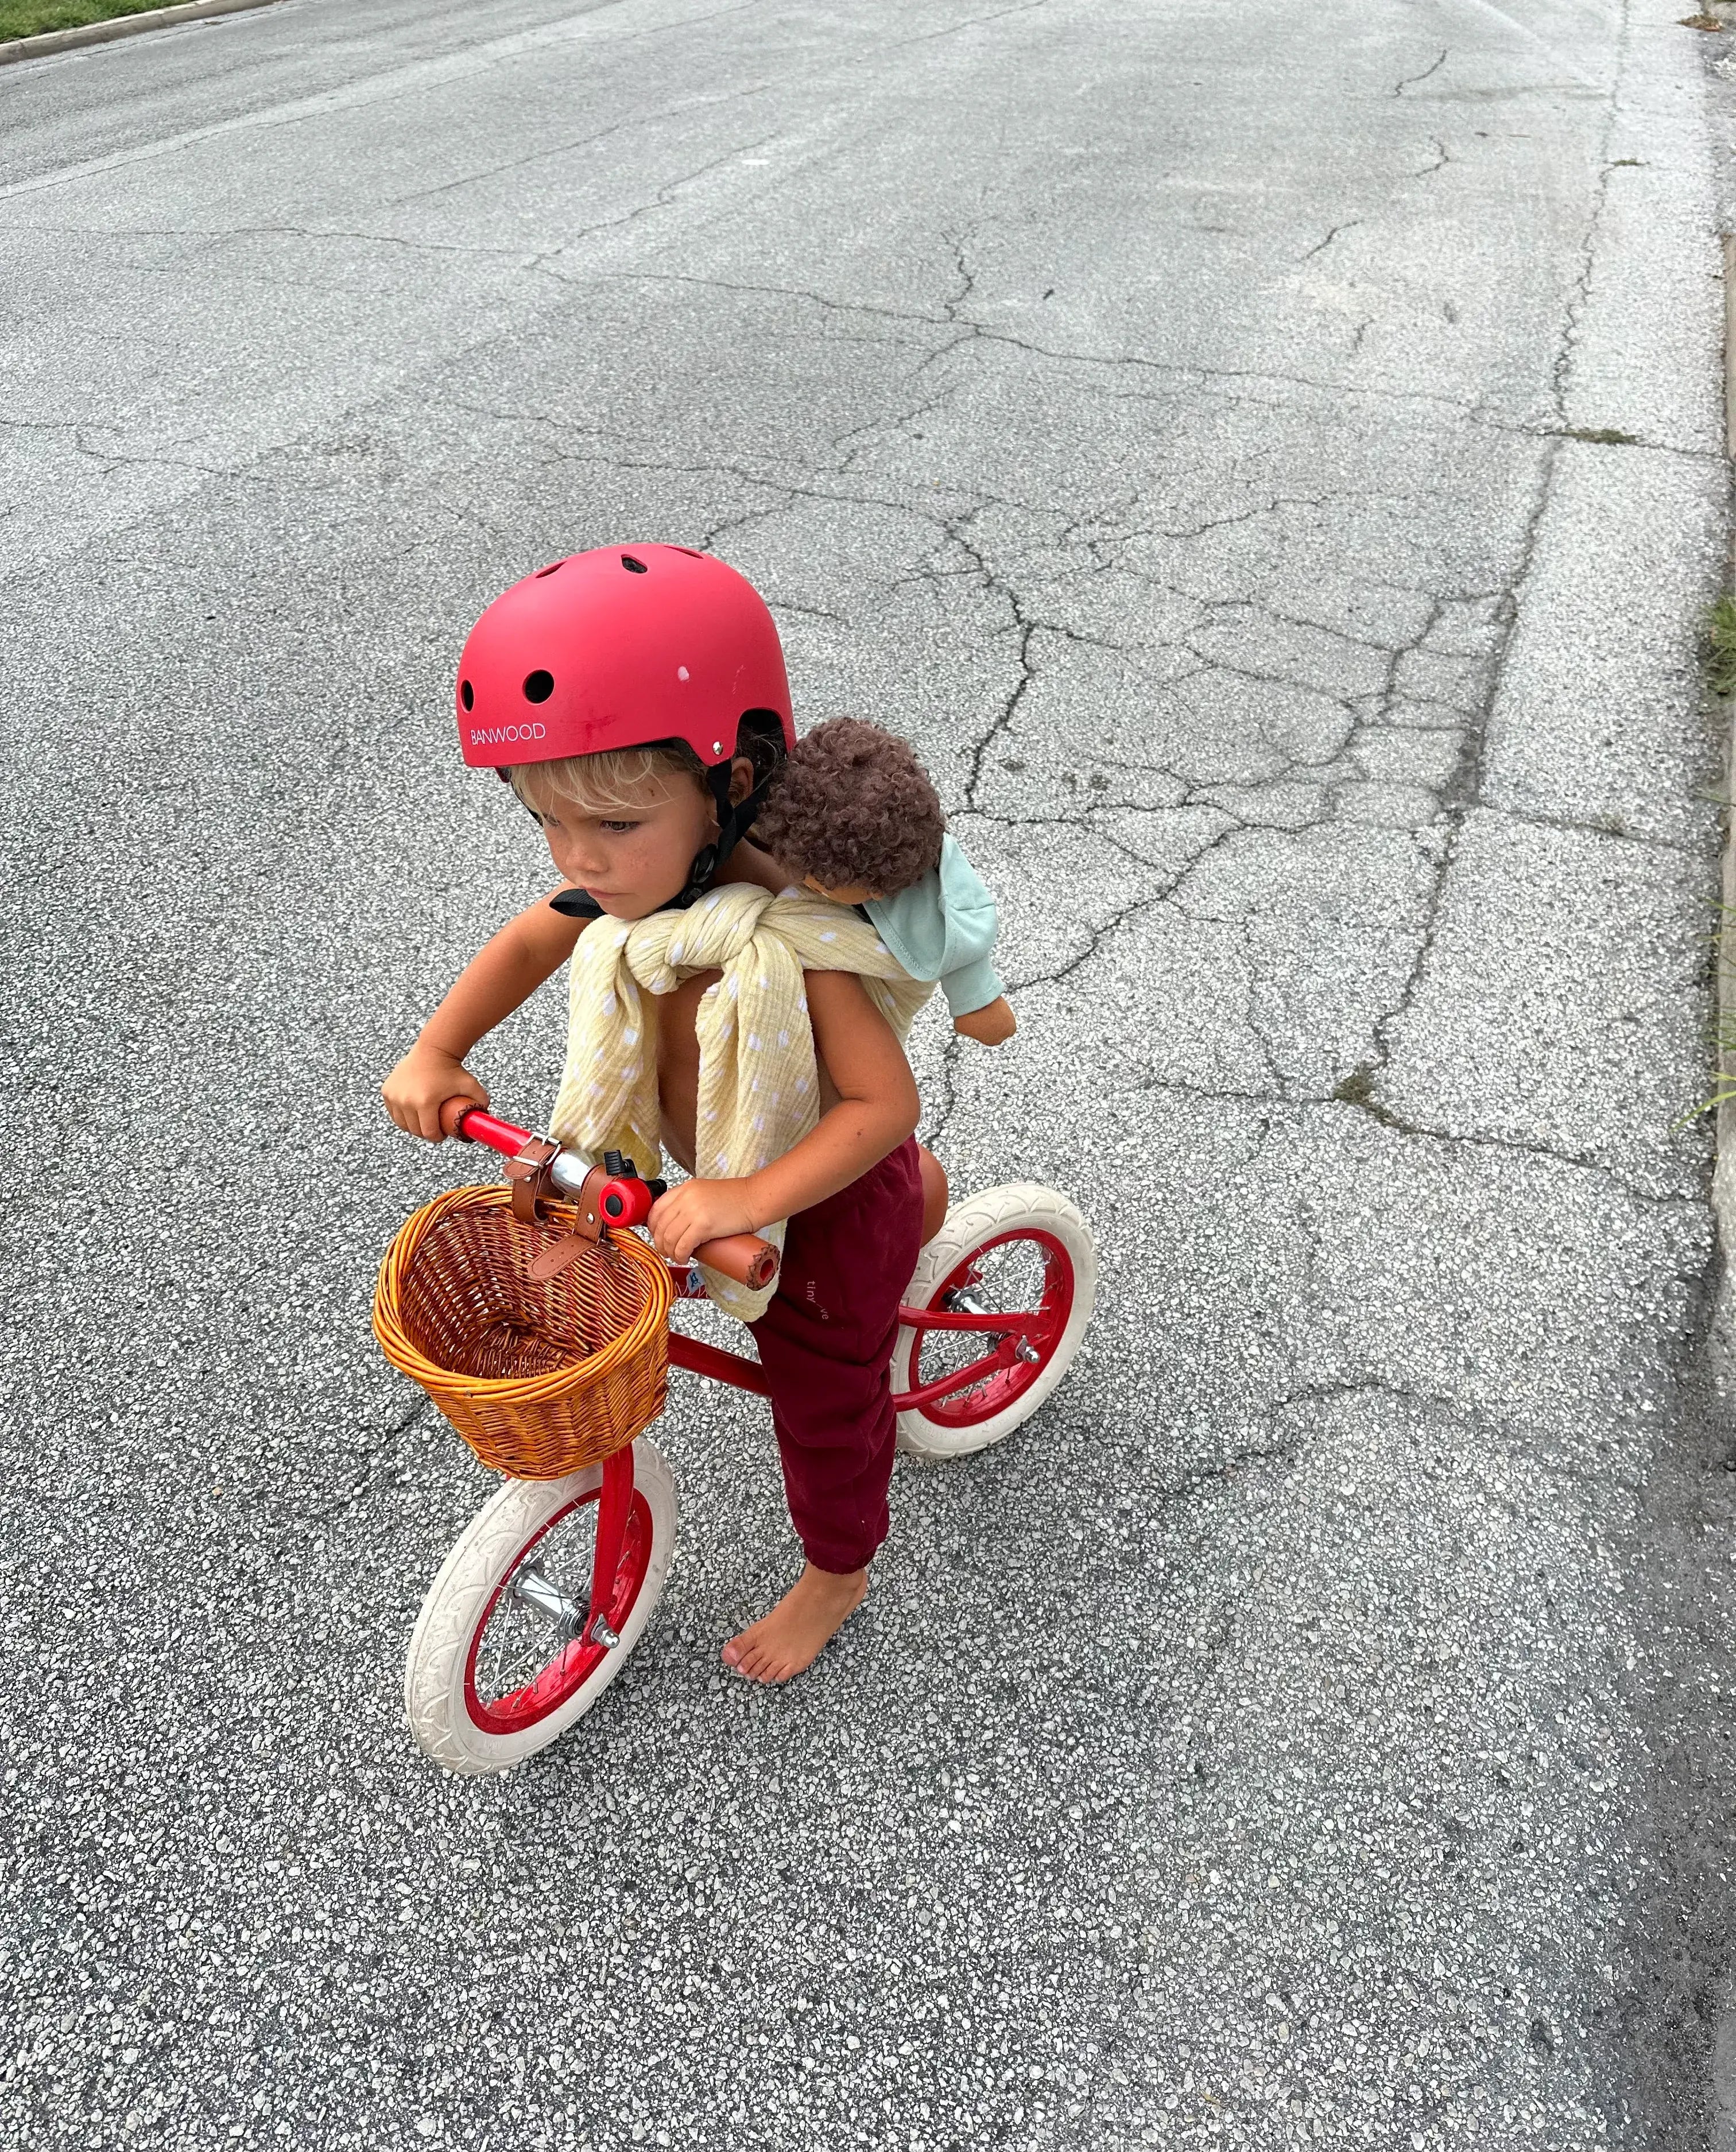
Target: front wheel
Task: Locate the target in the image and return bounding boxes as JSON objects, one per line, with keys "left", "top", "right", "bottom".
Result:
{"left": 893, "top": 1184, "right": 1096, "bottom": 1460}
{"left": 404, "top": 1439, "right": 676, "bottom": 1775}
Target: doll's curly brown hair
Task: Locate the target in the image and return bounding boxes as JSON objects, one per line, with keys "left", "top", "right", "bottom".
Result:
{"left": 753, "top": 717, "right": 947, "bottom": 895}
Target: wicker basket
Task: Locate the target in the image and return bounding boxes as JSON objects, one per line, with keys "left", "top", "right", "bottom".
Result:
{"left": 373, "top": 1186, "right": 672, "bottom": 1479}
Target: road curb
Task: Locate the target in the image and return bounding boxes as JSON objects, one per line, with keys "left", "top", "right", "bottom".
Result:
{"left": 0, "top": 0, "right": 278, "bottom": 67}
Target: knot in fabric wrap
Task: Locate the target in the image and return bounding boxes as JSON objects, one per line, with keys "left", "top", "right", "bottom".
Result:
{"left": 549, "top": 886, "right": 935, "bottom": 1320}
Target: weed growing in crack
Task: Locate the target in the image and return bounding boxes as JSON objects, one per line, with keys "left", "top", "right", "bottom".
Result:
{"left": 1674, "top": 897, "right": 1736, "bottom": 1127}
{"left": 1690, "top": 901, "right": 1736, "bottom": 1122}
{"left": 1330, "top": 1061, "right": 1403, "bottom": 1130}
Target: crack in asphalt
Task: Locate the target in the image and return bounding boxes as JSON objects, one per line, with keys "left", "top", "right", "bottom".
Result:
{"left": 1551, "top": 3, "right": 1636, "bottom": 429}
{"left": 920, "top": 1026, "right": 968, "bottom": 1157}
{"left": 580, "top": 266, "right": 1615, "bottom": 433}
{"left": 1394, "top": 48, "right": 1449, "bottom": 97}
{"left": 1300, "top": 219, "right": 1363, "bottom": 263}
{"left": 375, "top": 109, "right": 653, "bottom": 211}
{"left": 949, "top": 521, "right": 1041, "bottom": 814}
{"left": 526, "top": 132, "right": 788, "bottom": 262}
{"left": 272, "top": 1399, "right": 438, "bottom": 1530}
{"left": 1109, "top": 1060, "right": 1698, "bottom": 1211}
{"left": 1334, "top": 435, "right": 1566, "bottom": 1131}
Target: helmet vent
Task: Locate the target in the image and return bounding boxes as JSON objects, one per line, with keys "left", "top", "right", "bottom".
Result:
{"left": 522, "top": 670, "right": 555, "bottom": 704}
{"left": 534, "top": 560, "right": 564, "bottom": 579}
{"left": 621, "top": 555, "right": 648, "bottom": 574}
{"left": 459, "top": 680, "right": 474, "bottom": 711}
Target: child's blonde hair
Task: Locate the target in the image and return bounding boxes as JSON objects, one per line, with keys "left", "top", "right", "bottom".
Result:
{"left": 506, "top": 741, "right": 707, "bottom": 819}
{"left": 505, "top": 713, "right": 786, "bottom": 820}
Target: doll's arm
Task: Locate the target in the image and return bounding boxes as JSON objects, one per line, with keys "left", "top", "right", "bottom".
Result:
{"left": 382, "top": 893, "right": 588, "bottom": 1140}
{"left": 952, "top": 995, "right": 1017, "bottom": 1045}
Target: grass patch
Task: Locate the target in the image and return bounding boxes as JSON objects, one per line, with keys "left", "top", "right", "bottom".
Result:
{"left": 1562, "top": 426, "right": 1641, "bottom": 446}
{"left": 1707, "top": 596, "right": 1736, "bottom": 700}
{"left": 1710, "top": 1025, "right": 1736, "bottom": 1116}
{"left": 0, "top": 0, "right": 184, "bottom": 38}
{"left": 1679, "top": 906, "right": 1736, "bottom": 1127}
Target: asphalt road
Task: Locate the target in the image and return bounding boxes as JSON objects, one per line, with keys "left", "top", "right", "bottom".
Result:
{"left": 3, "top": 2, "right": 1734, "bottom": 2146}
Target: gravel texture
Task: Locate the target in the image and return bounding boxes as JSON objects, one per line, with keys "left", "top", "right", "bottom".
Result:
{"left": 2, "top": 2, "right": 1734, "bottom": 2147}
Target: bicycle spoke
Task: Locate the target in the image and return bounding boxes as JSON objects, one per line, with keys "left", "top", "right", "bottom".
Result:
{"left": 912, "top": 1229, "right": 1071, "bottom": 1429}
{"left": 475, "top": 1503, "right": 599, "bottom": 1705}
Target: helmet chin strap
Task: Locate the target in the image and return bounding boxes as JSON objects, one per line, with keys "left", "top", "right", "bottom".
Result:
{"left": 669, "top": 761, "right": 757, "bottom": 910}
{"left": 548, "top": 759, "right": 779, "bottom": 924}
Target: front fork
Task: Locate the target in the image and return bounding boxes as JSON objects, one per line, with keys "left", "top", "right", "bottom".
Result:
{"left": 583, "top": 1445, "right": 636, "bottom": 1649}
{"left": 506, "top": 1443, "right": 636, "bottom": 1651}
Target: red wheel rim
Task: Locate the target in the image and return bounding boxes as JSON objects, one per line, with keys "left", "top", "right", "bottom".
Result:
{"left": 910, "top": 1228, "right": 1075, "bottom": 1429}
{"left": 462, "top": 1488, "right": 654, "bottom": 1735}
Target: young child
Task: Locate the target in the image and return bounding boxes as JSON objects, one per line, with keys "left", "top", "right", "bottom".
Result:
{"left": 752, "top": 716, "right": 1018, "bottom": 1047}
{"left": 383, "top": 544, "right": 946, "bottom": 1684}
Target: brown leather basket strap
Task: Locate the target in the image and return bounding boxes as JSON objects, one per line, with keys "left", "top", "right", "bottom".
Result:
{"left": 505, "top": 1135, "right": 561, "bottom": 1223}
{"left": 524, "top": 1165, "right": 610, "bottom": 1278}
{"left": 572, "top": 1164, "right": 608, "bottom": 1236}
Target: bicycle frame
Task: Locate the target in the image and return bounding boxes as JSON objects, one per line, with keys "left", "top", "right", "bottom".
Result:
{"left": 666, "top": 1300, "right": 1043, "bottom": 1413}
{"left": 440, "top": 1102, "right": 1044, "bottom": 1417}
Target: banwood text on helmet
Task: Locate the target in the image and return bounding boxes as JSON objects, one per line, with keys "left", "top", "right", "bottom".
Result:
{"left": 456, "top": 543, "right": 795, "bottom": 773}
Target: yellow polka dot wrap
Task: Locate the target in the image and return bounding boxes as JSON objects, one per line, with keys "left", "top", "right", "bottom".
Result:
{"left": 550, "top": 886, "right": 933, "bottom": 1319}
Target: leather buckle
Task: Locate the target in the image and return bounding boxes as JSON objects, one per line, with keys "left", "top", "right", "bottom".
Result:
{"left": 505, "top": 1136, "right": 561, "bottom": 1224}
{"left": 525, "top": 1162, "right": 612, "bottom": 1281}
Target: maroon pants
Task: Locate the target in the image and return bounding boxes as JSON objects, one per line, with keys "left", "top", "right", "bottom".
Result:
{"left": 747, "top": 1137, "right": 924, "bottom": 1574}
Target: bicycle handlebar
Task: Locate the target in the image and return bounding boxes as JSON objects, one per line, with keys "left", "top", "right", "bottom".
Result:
{"left": 437, "top": 1099, "right": 779, "bottom": 1290}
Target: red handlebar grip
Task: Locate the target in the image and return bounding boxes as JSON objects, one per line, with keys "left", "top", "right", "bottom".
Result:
{"left": 694, "top": 1233, "right": 780, "bottom": 1289}
{"left": 438, "top": 1100, "right": 531, "bottom": 1153}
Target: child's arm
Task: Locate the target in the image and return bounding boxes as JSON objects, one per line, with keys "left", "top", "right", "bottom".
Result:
{"left": 383, "top": 894, "right": 589, "bottom": 1140}
{"left": 647, "top": 969, "right": 919, "bottom": 1262}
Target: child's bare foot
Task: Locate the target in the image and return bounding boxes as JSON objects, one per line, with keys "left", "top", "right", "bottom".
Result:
{"left": 722, "top": 1563, "right": 867, "bottom": 1684}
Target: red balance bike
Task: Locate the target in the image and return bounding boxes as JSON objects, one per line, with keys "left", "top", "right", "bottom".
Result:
{"left": 374, "top": 1103, "right": 1095, "bottom": 1774}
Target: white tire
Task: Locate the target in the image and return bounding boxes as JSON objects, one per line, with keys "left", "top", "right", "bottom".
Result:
{"left": 893, "top": 1184, "right": 1096, "bottom": 1460}
{"left": 404, "top": 1438, "right": 676, "bottom": 1775}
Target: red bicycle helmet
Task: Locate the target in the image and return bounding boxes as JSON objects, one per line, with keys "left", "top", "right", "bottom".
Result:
{"left": 456, "top": 543, "right": 793, "bottom": 771}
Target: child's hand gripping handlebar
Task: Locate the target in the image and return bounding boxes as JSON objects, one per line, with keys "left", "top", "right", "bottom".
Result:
{"left": 437, "top": 1099, "right": 780, "bottom": 1290}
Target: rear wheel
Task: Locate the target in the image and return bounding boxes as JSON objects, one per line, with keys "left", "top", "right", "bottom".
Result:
{"left": 404, "top": 1440, "right": 675, "bottom": 1775}
{"left": 893, "top": 1185, "right": 1095, "bottom": 1459}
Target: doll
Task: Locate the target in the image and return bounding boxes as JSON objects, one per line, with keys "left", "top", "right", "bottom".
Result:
{"left": 753, "top": 718, "right": 1017, "bottom": 1045}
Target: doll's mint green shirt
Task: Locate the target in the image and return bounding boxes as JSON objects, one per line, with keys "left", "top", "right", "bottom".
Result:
{"left": 865, "top": 835, "right": 1004, "bottom": 1018}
